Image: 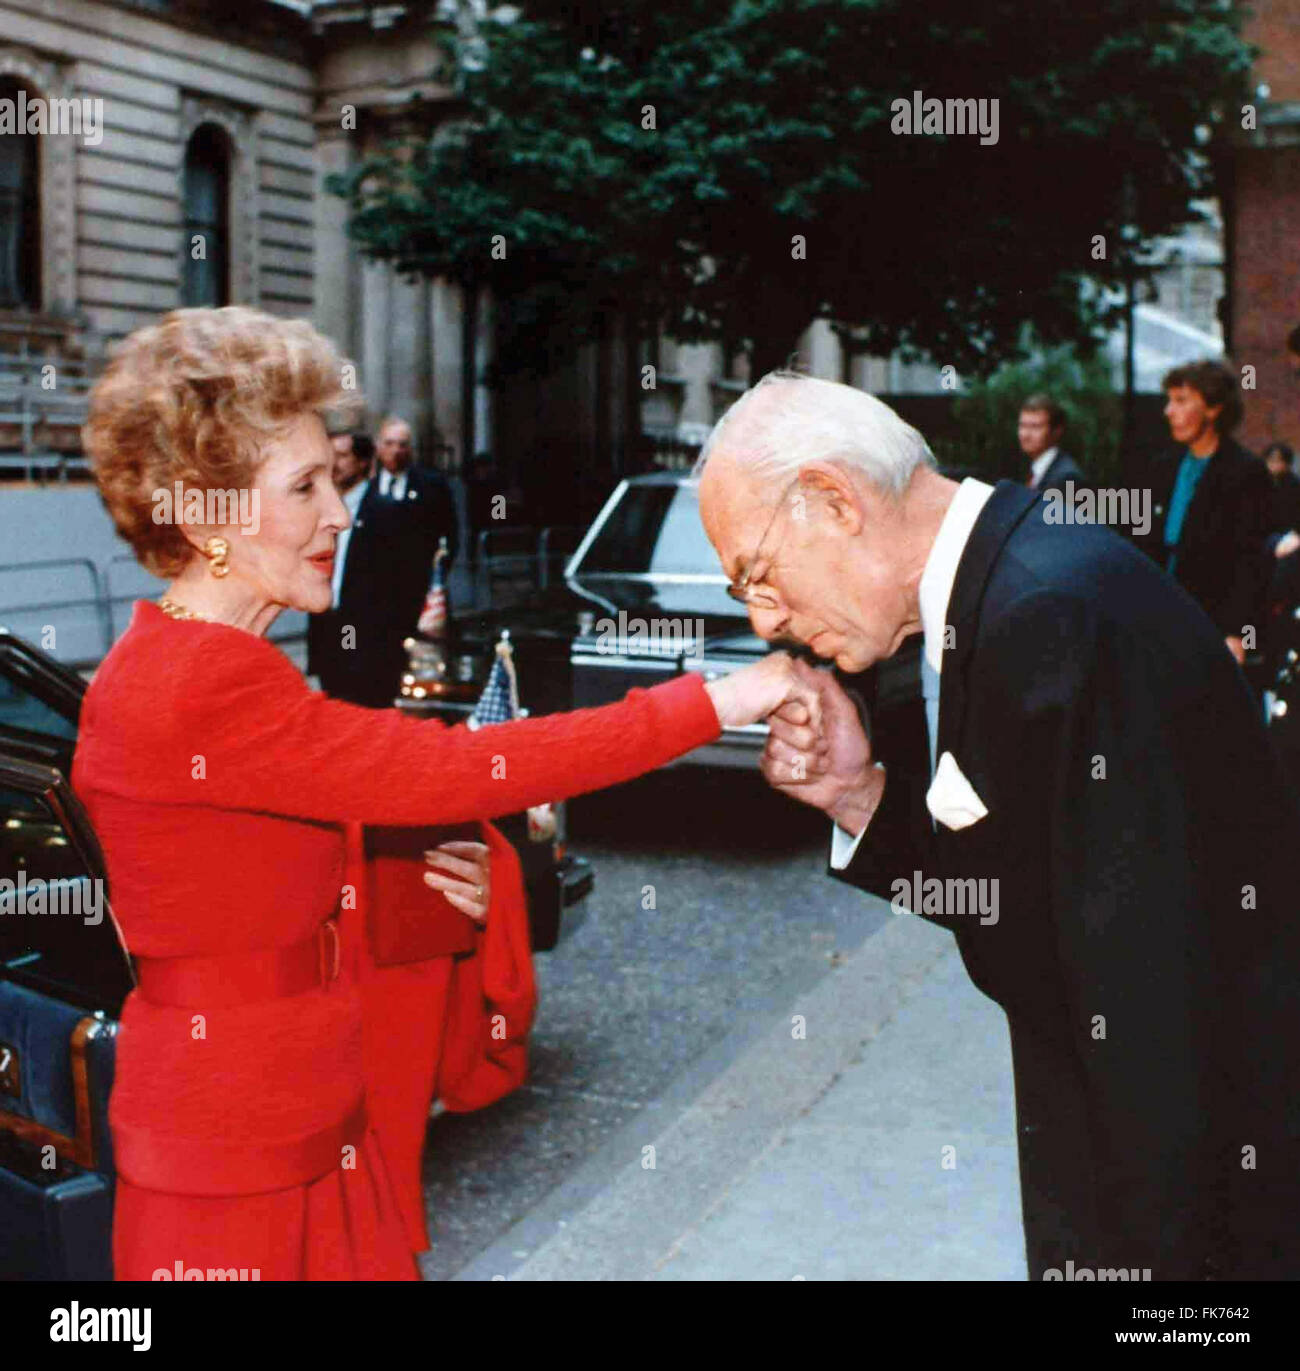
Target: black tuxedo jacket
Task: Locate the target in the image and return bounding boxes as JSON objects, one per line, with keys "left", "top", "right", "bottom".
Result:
{"left": 1130, "top": 437, "right": 1273, "bottom": 639}
{"left": 308, "top": 465, "right": 458, "bottom": 705}
{"left": 837, "top": 480, "right": 1300, "bottom": 1280}
{"left": 1033, "top": 450, "right": 1089, "bottom": 495}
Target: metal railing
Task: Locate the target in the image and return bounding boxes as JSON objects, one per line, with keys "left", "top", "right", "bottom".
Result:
{"left": 0, "top": 555, "right": 300, "bottom": 667}
{"left": 0, "top": 344, "right": 95, "bottom": 483}
{"left": 0, "top": 558, "right": 112, "bottom": 658}
{"left": 105, "top": 554, "right": 165, "bottom": 643}
{"left": 538, "top": 525, "right": 585, "bottom": 589}
{"left": 0, "top": 524, "right": 587, "bottom": 664}
{"left": 472, "top": 525, "right": 587, "bottom": 608}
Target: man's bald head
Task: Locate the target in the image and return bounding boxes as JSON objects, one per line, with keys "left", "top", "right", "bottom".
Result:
{"left": 694, "top": 371, "right": 934, "bottom": 500}
{"left": 695, "top": 372, "right": 953, "bottom": 674}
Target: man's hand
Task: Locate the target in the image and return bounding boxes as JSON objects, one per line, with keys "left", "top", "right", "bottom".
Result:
{"left": 761, "top": 659, "right": 885, "bottom": 836}
{"left": 1225, "top": 635, "right": 1246, "bottom": 666}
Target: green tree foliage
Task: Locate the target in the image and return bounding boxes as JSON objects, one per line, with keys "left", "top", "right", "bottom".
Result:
{"left": 330, "top": 0, "right": 1253, "bottom": 384}
{"left": 942, "top": 334, "right": 1124, "bottom": 485}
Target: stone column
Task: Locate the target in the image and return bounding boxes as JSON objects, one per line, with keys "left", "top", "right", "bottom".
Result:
{"left": 677, "top": 341, "right": 718, "bottom": 428}
{"left": 805, "top": 318, "right": 842, "bottom": 381}
{"left": 360, "top": 259, "right": 391, "bottom": 426}
{"left": 850, "top": 353, "right": 891, "bottom": 393}
{"left": 472, "top": 285, "right": 495, "bottom": 462}
{"left": 388, "top": 271, "right": 431, "bottom": 445}
{"left": 430, "top": 276, "right": 464, "bottom": 467}
{"left": 313, "top": 130, "right": 361, "bottom": 362}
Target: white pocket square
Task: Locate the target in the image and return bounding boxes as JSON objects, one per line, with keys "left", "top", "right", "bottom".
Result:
{"left": 926, "top": 751, "right": 989, "bottom": 831}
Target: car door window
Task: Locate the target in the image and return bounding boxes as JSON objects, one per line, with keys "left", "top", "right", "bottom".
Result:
{"left": 0, "top": 671, "right": 77, "bottom": 741}
{"left": 574, "top": 486, "right": 738, "bottom": 616}
{"left": 648, "top": 487, "right": 727, "bottom": 577}
{"left": 579, "top": 485, "right": 678, "bottom": 574}
{"left": 0, "top": 634, "right": 81, "bottom": 739}
{"left": 0, "top": 776, "right": 129, "bottom": 1016}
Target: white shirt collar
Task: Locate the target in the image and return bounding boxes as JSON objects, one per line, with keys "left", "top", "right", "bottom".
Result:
{"left": 917, "top": 478, "right": 996, "bottom": 674}
{"left": 330, "top": 480, "right": 369, "bottom": 605}
{"left": 343, "top": 478, "right": 367, "bottom": 515}
{"left": 1029, "top": 447, "right": 1058, "bottom": 486}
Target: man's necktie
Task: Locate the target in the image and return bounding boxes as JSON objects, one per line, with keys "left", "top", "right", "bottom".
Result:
{"left": 920, "top": 654, "right": 941, "bottom": 832}
{"left": 921, "top": 658, "right": 937, "bottom": 778}
{"left": 920, "top": 654, "right": 940, "bottom": 781}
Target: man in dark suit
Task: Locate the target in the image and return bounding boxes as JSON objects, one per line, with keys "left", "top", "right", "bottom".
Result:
{"left": 1018, "top": 393, "right": 1089, "bottom": 495}
{"left": 698, "top": 371, "right": 1300, "bottom": 1281}
{"left": 1130, "top": 361, "right": 1274, "bottom": 668}
{"left": 308, "top": 429, "right": 372, "bottom": 699}
{"left": 310, "top": 417, "right": 459, "bottom": 707}
{"left": 1263, "top": 442, "right": 1300, "bottom": 548}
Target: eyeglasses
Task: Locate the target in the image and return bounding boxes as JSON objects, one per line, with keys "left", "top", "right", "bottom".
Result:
{"left": 726, "top": 478, "right": 800, "bottom": 608}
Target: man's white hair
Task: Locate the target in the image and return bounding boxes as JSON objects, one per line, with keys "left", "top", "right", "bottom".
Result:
{"left": 692, "top": 370, "right": 935, "bottom": 497}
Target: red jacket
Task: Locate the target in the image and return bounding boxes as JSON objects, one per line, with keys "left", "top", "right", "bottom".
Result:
{"left": 71, "top": 600, "right": 720, "bottom": 1209}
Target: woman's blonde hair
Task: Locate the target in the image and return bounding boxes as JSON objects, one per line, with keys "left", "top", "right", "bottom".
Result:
{"left": 83, "top": 306, "right": 357, "bottom": 577}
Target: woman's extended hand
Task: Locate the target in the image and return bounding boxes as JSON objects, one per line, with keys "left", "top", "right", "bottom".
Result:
{"left": 424, "top": 839, "right": 491, "bottom": 924}
{"left": 704, "top": 650, "right": 826, "bottom": 741}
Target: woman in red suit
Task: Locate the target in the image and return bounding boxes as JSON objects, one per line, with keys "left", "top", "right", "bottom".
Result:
{"left": 72, "top": 306, "right": 820, "bottom": 1280}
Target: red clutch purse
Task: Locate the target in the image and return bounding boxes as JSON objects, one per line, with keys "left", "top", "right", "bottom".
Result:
{"left": 363, "top": 823, "right": 480, "bottom": 966}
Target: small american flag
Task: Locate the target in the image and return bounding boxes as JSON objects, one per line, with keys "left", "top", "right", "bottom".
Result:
{"left": 417, "top": 536, "right": 450, "bottom": 638}
{"left": 468, "top": 642, "right": 520, "bottom": 728}
{"left": 467, "top": 633, "right": 558, "bottom": 838}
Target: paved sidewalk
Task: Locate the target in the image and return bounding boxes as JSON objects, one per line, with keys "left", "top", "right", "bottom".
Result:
{"left": 454, "top": 906, "right": 1028, "bottom": 1281}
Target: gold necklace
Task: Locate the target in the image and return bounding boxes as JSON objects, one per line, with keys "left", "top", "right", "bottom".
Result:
{"left": 157, "top": 596, "right": 211, "bottom": 622}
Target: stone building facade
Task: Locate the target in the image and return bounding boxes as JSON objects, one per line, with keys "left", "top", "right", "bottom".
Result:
{"left": 1226, "top": 0, "right": 1300, "bottom": 454}
{"left": 0, "top": 0, "right": 710, "bottom": 516}
{"left": 0, "top": 0, "right": 317, "bottom": 455}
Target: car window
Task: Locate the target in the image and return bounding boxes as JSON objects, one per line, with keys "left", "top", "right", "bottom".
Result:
{"left": 576, "top": 485, "right": 724, "bottom": 578}
{"left": 0, "top": 635, "right": 81, "bottom": 742}
{"left": 0, "top": 670, "right": 77, "bottom": 741}
{"left": 0, "top": 780, "right": 128, "bottom": 1013}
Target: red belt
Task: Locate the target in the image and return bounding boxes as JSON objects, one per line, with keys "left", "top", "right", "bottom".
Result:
{"left": 113, "top": 1097, "right": 368, "bottom": 1196}
{"left": 133, "top": 920, "right": 342, "bottom": 1008}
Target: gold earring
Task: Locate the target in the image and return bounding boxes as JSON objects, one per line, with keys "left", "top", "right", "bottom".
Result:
{"left": 204, "top": 536, "right": 230, "bottom": 579}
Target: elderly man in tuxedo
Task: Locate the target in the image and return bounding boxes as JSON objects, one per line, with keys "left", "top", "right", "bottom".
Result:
{"left": 311, "top": 417, "right": 459, "bottom": 707}
{"left": 697, "top": 371, "right": 1300, "bottom": 1281}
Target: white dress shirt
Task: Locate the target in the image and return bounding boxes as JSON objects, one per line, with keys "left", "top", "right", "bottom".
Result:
{"left": 1028, "top": 447, "right": 1058, "bottom": 489}
{"left": 331, "top": 477, "right": 370, "bottom": 607}
{"left": 377, "top": 467, "right": 408, "bottom": 503}
{"left": 830, "top": 477, "right": 996, "bottom": 869}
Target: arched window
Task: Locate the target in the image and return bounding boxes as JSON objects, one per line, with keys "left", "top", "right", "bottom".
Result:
{"left": 181, "top": 124, "right": 231, "bottom": 307}
{"left": 0, "top": 76, "right": 40, "bottom": 310}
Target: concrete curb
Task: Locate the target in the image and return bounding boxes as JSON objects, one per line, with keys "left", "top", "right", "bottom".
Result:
{"left": 453, "top": 905, "right": 983, "bottom": 1281}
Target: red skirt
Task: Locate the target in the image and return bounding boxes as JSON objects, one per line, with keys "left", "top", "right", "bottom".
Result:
{"left": 113, "top": 1124, "right": 418, "bottom": 1281}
